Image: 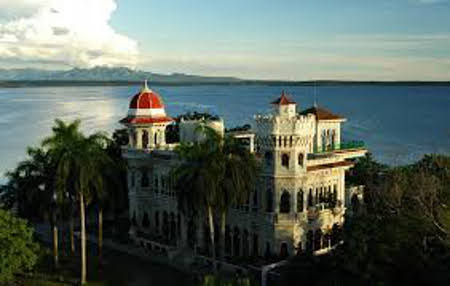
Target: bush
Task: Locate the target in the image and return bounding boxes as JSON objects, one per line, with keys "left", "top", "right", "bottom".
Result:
{"left": 0, "top": 209, "right": 39, "bottom": 282}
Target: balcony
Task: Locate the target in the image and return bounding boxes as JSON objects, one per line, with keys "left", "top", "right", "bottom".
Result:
{"left": 313, "top": 140, "right": 365, "bottom": 154}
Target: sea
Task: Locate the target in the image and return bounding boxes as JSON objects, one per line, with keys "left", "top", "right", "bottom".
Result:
{"left": 0, "top": 84, "right": 449, "bottom": 181}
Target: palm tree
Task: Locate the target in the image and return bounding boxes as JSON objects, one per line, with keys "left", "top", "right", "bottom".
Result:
{"left": 217, "top": 136, "right": 259, "bottom": 259}
{"left": 43, "top": 119, "right": 110, "bottom": 285}
{"left": 173, "top": 124, "right": 259, "bottom": 264}
{"left": 173, "top": 134, "right": 224, "bottom": 267}
{"left": 10, "top": 147, "right": 59, "bottom": 266}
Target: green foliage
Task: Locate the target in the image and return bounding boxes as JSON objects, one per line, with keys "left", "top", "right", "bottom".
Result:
{"left": 278, "top": 154, "right": 450, "bottom": 286}
{"left": 0, "top": 209, "right": 39, "bottom": 282}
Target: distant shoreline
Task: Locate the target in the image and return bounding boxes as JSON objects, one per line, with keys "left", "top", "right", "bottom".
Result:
{"left": 1, "top": 80, "right": 449, "bottom": 88}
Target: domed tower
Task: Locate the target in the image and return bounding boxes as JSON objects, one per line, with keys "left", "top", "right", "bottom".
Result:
{"left": 120, "top": 81, "right": 173, "bottom": 150}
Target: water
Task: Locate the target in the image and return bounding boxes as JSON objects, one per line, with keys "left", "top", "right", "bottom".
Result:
{"left": 0, "top": 84, "right": 449, "bottom": 180}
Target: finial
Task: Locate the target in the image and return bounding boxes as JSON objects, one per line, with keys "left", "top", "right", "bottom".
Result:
{"left": 142, "top": 79, "right": 149, "bottom": 91}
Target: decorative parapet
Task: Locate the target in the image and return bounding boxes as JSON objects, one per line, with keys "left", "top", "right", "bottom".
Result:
{"left": 313, "top": 140, "right": 365, "bottom": 154}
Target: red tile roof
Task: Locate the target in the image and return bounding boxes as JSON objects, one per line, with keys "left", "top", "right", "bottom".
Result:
{"left": 129, "top": 90, "right": 164, "bottom": 109}
{"left": 271, "top": 91, "right": 296, "bottom": 105}
{"left": 119, "top": 116, "right": 173, "bottom": 124}
{"left": 300, "top": 106, "right": 344, "bottom": 120}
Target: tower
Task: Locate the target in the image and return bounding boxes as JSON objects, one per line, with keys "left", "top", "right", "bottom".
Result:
{"left": 120, "top": 81, "right": 174, "bottom": 150}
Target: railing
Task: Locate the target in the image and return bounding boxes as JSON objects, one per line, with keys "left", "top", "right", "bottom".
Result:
{"left": 313, "top": 140, "right": 365, "bottom": 154}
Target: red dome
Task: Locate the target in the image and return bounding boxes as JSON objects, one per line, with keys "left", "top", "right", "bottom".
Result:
{"left": 129, "top": 90, "right": 164, "bottom": 109}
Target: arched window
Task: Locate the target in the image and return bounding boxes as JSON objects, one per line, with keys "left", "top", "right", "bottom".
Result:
{"left": 266, "top": 189, "right": 273, "bottom": 212}
{"left": 308, "top": 189, "right": 313, "bottom": 207}
{"left": 281, "top": 154, "right": 289, "bottom": 168}
{"left": 130, "top": 171, "right": 135, "bottom": 187}
{"left": 280, "top": 191, "right": 291, "bottom": 213}
{"left": 142, "top": 130, "right": 149, "bottom": 149}
{"left": 252, "top": 234, "right": 259, "bottom": 256}
{"left": 225, "top": 226, "right": 231, "bottom": 255}
{"left": 142, "top": 212, "right": 150, "bottom": 228}
{"left": 131, "top": 211, "right": 137, "bottom": 226}
{"left": 298, "top": 153, "right": 304, "bottom": 166}
{"left": 132, "top": 131, "right": 137, "bottom": 147}
{"left": 297, "top": 189, "right": 304, "bottom": 212}
{"left": 154, "top": 211, "right": 160, "bottom": 229}
{"left": 141, "top": 169, "right": 149, "bottom": 187}
{"left": 252, "top": 190, "right": 258, "bottom": 211}
{"left": 154, "top": 132, "right": 158, "bottom": 145}
{"left": 351, "top": 194, "right": 360, "bottom": 213}
{"left": 264, "top": 151, "right": 273, "bottom": 165}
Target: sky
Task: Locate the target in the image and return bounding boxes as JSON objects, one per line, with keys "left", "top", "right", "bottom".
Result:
{"left": 0, "top": 0, "right": 449, "bottom": 80}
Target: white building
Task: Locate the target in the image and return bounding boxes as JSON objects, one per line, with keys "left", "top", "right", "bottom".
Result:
{"left": 120, "top": 83, "right": 367, "bottom": 259}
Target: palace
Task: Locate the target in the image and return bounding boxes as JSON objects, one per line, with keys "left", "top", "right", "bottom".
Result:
{"left": 120, "top": 82, "right": 367, "bottom": 259}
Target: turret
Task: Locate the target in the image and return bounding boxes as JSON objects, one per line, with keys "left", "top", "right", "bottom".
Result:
{"left": 120, "top": 80, "right": 174, "bottom": 150}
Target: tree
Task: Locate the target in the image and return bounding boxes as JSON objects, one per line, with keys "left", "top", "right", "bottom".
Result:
{"left": 173, "top": 124, "right": 259, "bottom": 264}
{"left": 43, "top": 119, "right": 111, "bottom": 285}
{"left": 217, "top": 135, "right": 259, "bottom": 259}
{"left": 0, "top": 209, "right": 39, "bottom": 283}
{"left": 173, "top": 134, "right": 223, "bottom": 266}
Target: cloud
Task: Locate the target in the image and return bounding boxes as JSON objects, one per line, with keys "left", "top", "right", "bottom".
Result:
{"left": 0, "top": 0, "right": 138, "bottom": 68}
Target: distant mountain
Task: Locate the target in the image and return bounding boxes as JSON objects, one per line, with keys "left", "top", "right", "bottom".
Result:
{"left": 0, "top": 66, "right": 242, "bottom": 83}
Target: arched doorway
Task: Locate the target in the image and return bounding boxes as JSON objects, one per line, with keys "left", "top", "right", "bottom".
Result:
{"left": 280, "top": 191, "right": 291, "bottom": 213}
{"left": 252, "top": 234, "right": 259, "bottom": 256}
{"left": 170, "top": 213, "right": 176, "bottom": 242}
{"left": 162, "top": 212, "right": 169, "bottom": 242}
{"left": 243, "top": 230, "right": 249, "bottom": 257}
{"left": 279, "top": 242, "right": 289, "bottom": 259}
{"left": 142, "top": 212, "right": 150, "bottom": 228}
{"left": 233, "top": 227, "right": 240, "bottom": 256}
{"left": 266, "top": 189, "right": 273, "bottom": 212}
{"left": 154, "top": 211, "right": 159, "bottom": 232}
{"left": 187, "top": 219, "right": 196, "bottom": 248}
{"left": 264, "top": 242, "right": 271, "bottom": 258}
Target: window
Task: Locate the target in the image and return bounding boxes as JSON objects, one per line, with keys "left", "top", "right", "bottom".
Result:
{"left": 141, "top": 170, "right": 149, "bottom": 187}
{"left": 281, "top": 154, "right": 289, "bottom": 168}
{"left": 297, "top": 189, "right": 304, "bottom": 212}
{"left": 280, "top": 191, "right": 291, "bottom": 213}
{"left": 142, "top": 130, "right": 149, "bottom": 149}
{"left": 154, "top": 175, "right": 159, "bottom": 192}
{"left": 308, "top": 189, "right": 313, "bottom": 207}
{"left": 298, "top": 153, "right": 304, "bottom": 166}
{"left": 266, "top": 189, "right": 273, "bottom": 212}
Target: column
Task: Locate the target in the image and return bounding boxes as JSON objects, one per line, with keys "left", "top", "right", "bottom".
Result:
{"left": 249, "top": 136, "right": 255, "bottom": 153}
{"left": 136, "top": 129, "right": 142, "bottom": 149}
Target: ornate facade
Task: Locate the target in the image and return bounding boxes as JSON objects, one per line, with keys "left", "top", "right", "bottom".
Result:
{"left": 121, "top": 83, "right": 367, "bottom": 259}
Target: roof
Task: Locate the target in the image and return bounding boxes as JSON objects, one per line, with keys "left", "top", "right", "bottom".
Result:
{"left": 119, "top": 116, "right": 174, "bottom": 124}
{"left": 307, "top": 161, "right": 354, "bottom": 172}
{"left": 129, "top": 89, "right": 164, "bottom": 109}
{"left": 271, "top": 91, "right": 296, "bottom": 105}
{"left": 300, "top": 106, "right": 344, "bottom": 120}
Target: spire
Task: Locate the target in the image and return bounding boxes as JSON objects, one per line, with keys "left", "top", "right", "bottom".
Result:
{"left": 142, "top": 79, "right": 150, "bottom": 92}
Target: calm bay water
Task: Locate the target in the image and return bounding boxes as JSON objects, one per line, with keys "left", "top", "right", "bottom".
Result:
{"left": 0, "top": 84, "right": 449, "bottom": 180}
